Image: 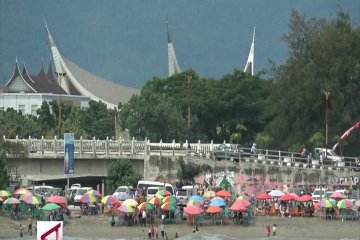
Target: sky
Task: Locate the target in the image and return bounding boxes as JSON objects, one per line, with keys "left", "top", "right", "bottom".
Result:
{"left": 0, "top": 0, "right": 359, "bottom": 89}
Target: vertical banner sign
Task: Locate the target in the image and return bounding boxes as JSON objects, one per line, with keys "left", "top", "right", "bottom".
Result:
{"left": 64, "top": 133, "right": 74, "bottom": 175}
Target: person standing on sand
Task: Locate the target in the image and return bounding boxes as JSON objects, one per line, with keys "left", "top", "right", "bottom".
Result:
{"left": 148, "top": 226, "right": 152, "bottom": 239}
{"left": 155, "top": 225, "right": 159, "bottom": 239}
{"left": 19, "top": 223, "right": 24, "bottom": 237}
{"left": 273, "top": 224, "right": 277, "bottom": 236}
{"left": 266, "top": 225, "right": 271, "bottom": 237}
{"left": 160, "top": 223, "right": 165, "bottom": 238}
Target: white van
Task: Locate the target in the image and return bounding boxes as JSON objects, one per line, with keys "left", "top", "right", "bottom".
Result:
{"left": 146, "top": 187, "right": 161, "bottom": 200}
{"left": 74, "top": 187, "right": 93, "bottom": 205}
{"left": 33, "top": 186, "right": 53, "bottom": 198}
{"left": 314, "top": 148, "right": 344, "bottom": 165}
{"left": 113, "top": 186, "right": 132, "bottom": 199}
{"left": 312, "top": 188, "right": 327, "bottom": 203}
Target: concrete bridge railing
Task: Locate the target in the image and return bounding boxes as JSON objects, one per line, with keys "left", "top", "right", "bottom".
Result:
{"left": 2, "top": 136, "right": 359, "bottom": 172}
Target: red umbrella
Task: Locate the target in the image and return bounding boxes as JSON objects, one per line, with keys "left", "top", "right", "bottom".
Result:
{"left": 184, "top": 205, "right": 203, "bottom": 216}
{"left": 296, "top": 195, "right": 313, "bottom": 202}
{"left": 329, "top": 192, "right": 345, "bottom": 200}
{"left": 46, "top": 195, "right": 67, "bottom": 205}
{"left": 229, "top": 201, "right": 248, "bottom": 212}
{"left": 289, "top": 193, "right": 299, "bottom": 200}
{"left": 216, "top": 190, "right": 232, "bottom": 198}
{"left": 256, "top": 193, "right": 272, "bottom": 200}
{"left": 206, "top": 206, "right": 222, "bottom": 214}
{"left": 279, "top": 194, "right": 296, "bottom": 202}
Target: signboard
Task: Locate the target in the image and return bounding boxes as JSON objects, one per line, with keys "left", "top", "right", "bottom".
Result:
{"left": 64, "top": 133, "right": 74, "bottom": 175}
{"left": 37, "top": 221, "right": 63, "bottom": 240}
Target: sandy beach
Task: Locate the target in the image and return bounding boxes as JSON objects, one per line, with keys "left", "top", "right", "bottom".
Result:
{"left": 1, "top": 212, "right": 359, "bottom": 240}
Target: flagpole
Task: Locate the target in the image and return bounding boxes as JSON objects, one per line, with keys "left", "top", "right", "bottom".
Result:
{"left": 323, "top": 90, "right": 331, "bottom": 160}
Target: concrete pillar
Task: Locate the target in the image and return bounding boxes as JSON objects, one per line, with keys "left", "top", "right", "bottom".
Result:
{"left": 41, "top": 136, "right": 44, "bottom": 155}
{"left": 54, "top": 136, "right": 57, "bottom": 156}
{"left": 197, "top": 140, "right": 201, "bottom": 154}
{"left": 119, "top": 137, "right": 122, "bottom": 155}
{"left": 172, "top": 140, "right": 175, "bottom": 156}
{"left": 101, "top": 179, "right": 105, "bottom": 196}
{"left": 27, "top": 136, "right": 31, "bottom": 153}
{"left": 144, "top": 137, "right": 148, "bottom": 155}
{"left": 106, "top": 136, "right": 109, "bottom": 157}
{"left": 93, "top": 137, "right": 96, "bottom": 157}
{"left": 131, "top": 137, "right": 135, "bottom": 154}
{"left": 80, "top": 136, "right": 83, "bottom": 157}
{"left": 160, "top": 139, "right": 163, "bottom": 156}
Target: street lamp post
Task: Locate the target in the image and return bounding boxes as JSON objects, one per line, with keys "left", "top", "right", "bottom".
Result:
{"left": 55, "top": 72, "right": 66, "bottom": 136}
{"left": 185, "top": 73, "right": 192, "bottom": 148}
{"left": 323, "top": 90, "right": 331, "bottom": 160}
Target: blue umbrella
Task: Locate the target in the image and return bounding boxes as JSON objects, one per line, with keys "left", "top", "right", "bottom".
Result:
{"left": 209, "top": 199, "right": 226, "bottom": 207}
{"left": 189, "top": 195, "right": 204, "bottom": 204}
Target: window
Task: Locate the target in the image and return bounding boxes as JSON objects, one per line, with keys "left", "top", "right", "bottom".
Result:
{"left": 31, "top": 104, "right": 38, "bottom": 116}
{"left": 18, "top": 104, "right": 25, "bottom": 114}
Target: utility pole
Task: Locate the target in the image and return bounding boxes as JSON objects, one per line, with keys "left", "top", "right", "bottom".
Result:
{"left": 185, "top": 73, "right": 192, "bottom": 148}
{"left": 55, "top": 72, "right": 66, "bottom": 137}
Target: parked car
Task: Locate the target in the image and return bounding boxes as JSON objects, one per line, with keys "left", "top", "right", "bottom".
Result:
{"left": 210, "top": 144, "right": 243, "bottom": 161}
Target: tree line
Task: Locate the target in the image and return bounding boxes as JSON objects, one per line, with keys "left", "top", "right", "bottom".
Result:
{"left": 0, "top": 10, "right": 359, "bottom": 156}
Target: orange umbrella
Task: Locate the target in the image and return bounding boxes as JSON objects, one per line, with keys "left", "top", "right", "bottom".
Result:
{"left": 216, "top": 190, "right": 232, "bottom": 198}
{"left": 206, "top": 206, "right": 222, "bottom": 214}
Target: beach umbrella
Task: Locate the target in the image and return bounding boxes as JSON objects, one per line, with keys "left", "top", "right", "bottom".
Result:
{"left": 156, "top": 190, "right": 171, "bottom": 198}
{"left": 189, "top": 195, "right": 204, "bottom": 204}
{"left": 113, "top": 192, "right": 132, "bottom": 201}
{"left": 216, "top": 190, "right": 232, "bottom": 198}
{"left": 256, "top": 193, "right": 272, "bottom": 200}
{"left": 269, "top": 190, "right": 285, "bottom": 197}
{"left": 122, "top": 198, "right": 138, "bottom": 207}
{"left": 296, "top": 195, "right": 313, "bottom": 202}
{"left": 289, "top": 193, "right": 299, "bottom": 200}
{"left": 149, "top": 197, "right": 162, "bottom": 206}
{"left": 229, "top": 200, "right": 248, "bottom": 212}
{"left": 206, "top": 206, "right": 223, "bottom": 214}
{"left": 237, "top": 195, "right": 249, "bottom": 201}
{"left": 87, "top": 190, "right": 102, "bottom": 197}
{"left": 211, "top": 197, "right": 224, "bottom": 202}
{"left": 187, "top": 199, "right": 202, "bottom": 206}
{"left": 21, "top": 194, "right": 41, "bottom": 205}
{"left": 318, "top": 199, "right": 335, "bottom": 208}
{"left": 46, "top": 195, "right": 67, "bottom": 205}
{"left": 0, "top": 190, "right": 11, "bottom": 198}
{"left": 161, "top": 202, "right": 177, "bottom": 211}
{"left": 80, "top": 193, "right": 97, "bottom": 204}
{"left": 13, "top": 188, "right": 32, "bottom": 195}
{"left": 329, "top": 192, "right": 345, "bottom": 200}
{"left": 3, "top": 197, "right": 21, "bottom": 205}
{"left": 203, "top": 190, "right": 216, "bottom": 199}
{"left": 118, "top": 204, "right": 135, "bottom": 213}
{"left": 42, "top": 203, "right": 60, "bottom": 211}
{"left": 137, "top": 202, "right": 154, "bottom": 211}
{"left": 101, "top": 195, "right": 118, "bottom": 205}
{"left": 279, "top": 194, "right": 296, "bottom": 202}
{"left": 337, "top": 199, "right": 353, "bottom": 209}
{"left": 163, "top": 196, "right": 178, "bottom": 204}
{"left": 209, "top": 199, "right": 226, "bottom": 207}
{"left": 184, "top": 205, "right": 203, "bottom": 216}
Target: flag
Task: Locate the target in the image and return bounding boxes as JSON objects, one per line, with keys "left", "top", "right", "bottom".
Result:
{"left": 333, "top": 122, "right": 360, "bottom": 150}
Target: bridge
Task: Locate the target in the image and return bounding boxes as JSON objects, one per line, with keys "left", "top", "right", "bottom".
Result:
{"left": 3, "top": 136, "right": 359, "bottom": 195}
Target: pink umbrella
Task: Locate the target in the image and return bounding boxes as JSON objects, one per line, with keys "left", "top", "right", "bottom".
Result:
{"left": 279, "top": 194, "right": 296, "bottom": 202}
{"left": 296, "top": 195, "right": 313, "bottom": 202}
{"left": 289, "top": 193, "right": 299, "bottom": 200}
{"left": 256, "top": 193, "right": 272, "bottom": 200}
{"left": 46, "top": 195, "right": 67, "bottom": 205}
{"left": 184, "top": 205, "right": 203, "bottom": 216}
{"left": 229, "top": 199, "right": 250, "bottom": 212}
{"left": 329, "top": 192, "right": 345, "bottom": 200}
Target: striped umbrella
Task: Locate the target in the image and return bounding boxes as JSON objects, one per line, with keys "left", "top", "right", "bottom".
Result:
{"left": 149, "top": 197, "right": 162, "bottom": 206}
{"left": 101, "top": 195, "right": 118, "bottom": 205}
{"left": 118, "top": 204, "right": 134, "bottom": 213}
{"left": 80, "top": 193, "right": 97, "bottom": 204}
{"left": 122, "top": 199, "right": 138, "bottom": 207}
{"left": 187, "top": 199, "right": 202, "bottom": 206}
{"left": 87, "top": 190, "right": 102, "bottom": 197}
{"left": 4, "top": 197, "right": 21, "bottom": 205}
{"left": 203, "top": 191, "right": 216, "bottom": 199}
{"left": 0, "top": 190, "right": 11, "bottom": 198}
{"left": 137, "top": 202, "right": 154, "bottom": 211}
{"left": 163, "top": 196, "right": 178, "bottom": 204}
{"left": 161, "top": 202, "right": 177, "bottom": 211}
{"left": 22, "top": 195, "right": 41, "bottom": 205}
{"left": 337, "top": 199, "right": 353, "bottom": 209}
{"left": 318, "top": 199, "right": 335, "bottom": 208}
{"left": 156, "top": 190, "right": 171, "bottom": 198}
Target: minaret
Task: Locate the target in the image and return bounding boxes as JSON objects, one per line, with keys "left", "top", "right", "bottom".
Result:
{"left": 244, "top": 27, "right": 255, "bottom": 76}
{"left": 167, "top": 20, "right": 181, "bottom": 77}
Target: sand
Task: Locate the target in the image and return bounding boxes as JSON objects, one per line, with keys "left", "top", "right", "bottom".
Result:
{"left": 0, "top": 212, "right": 359, "bottom": 240}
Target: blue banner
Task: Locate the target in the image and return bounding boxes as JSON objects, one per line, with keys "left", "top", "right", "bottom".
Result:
{"left": 64, "top": 133, "right": 74, "bottom": 175}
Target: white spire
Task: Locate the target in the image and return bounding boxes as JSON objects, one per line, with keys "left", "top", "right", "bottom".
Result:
{"left": 167, "top": 20, "right": 181, "bottom": 77}
{"left": 244, "top": 26, "right": 255, "bottom": 76}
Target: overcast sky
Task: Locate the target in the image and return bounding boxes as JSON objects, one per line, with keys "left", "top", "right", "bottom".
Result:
{"left": 0, "top": 0, "right": 359, "bottom": 89}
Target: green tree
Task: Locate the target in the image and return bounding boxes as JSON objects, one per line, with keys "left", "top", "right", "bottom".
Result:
{"left": 255, "top": 133, "right": 273, "bottom": 150}
{"left": 230, "top": 124, "right": 247, "bottom": 144}
{"left": 37, "top": 101, "right": 56, "bottom": 135}
{"left": 177, "top": 158, "right": 202, "bottom": 186}
{"left": 107, "top": 159, "right": 142, "bottom": 191}
{"left": 0, "top": 152, "right": 10, "bottom": 189}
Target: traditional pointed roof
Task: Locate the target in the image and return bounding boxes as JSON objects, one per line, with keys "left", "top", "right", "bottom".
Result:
{"left": 167, "top": 20, "right": 182, "bottom": 77}
{"left": 244, "top": 27, "right": 255, "bottom": 76}
{"left": 45, "top": 21, "right": 139, "bottom": 109}
{"left": 4, "top": 60, "right": 36, "bottom": 93}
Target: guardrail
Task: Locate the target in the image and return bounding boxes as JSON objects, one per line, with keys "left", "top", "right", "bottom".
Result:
{"left": 3, "top": 136, "right": 359, "bottom": 172}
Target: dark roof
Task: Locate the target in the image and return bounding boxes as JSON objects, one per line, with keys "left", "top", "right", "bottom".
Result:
{"left": 4, "top": 61, "right": 35, "bottom": 93}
